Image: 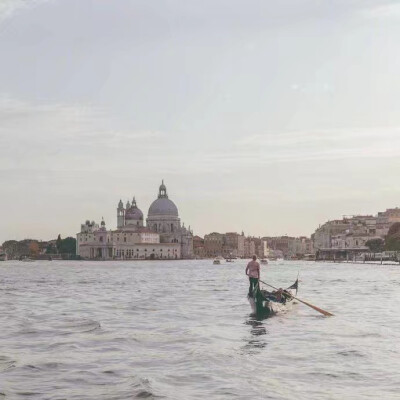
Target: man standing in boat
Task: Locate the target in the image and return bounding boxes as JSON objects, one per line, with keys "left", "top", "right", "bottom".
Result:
{"left": 246, "top": 255, "right": 260, "bottom": 297}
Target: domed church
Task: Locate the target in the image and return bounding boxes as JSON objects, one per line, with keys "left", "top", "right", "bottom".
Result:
{"left": 77, "top": 181, "right": 194, "bottom": 260}
{"left": 147, "top": 181, "right": 193, "bottom": 258}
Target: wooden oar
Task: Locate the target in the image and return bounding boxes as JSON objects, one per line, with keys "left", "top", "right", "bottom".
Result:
{"left": 259, "top": 279, "right": 334, "bottom": 317}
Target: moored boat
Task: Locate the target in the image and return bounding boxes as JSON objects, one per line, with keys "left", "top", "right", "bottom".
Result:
{"left": 248, "top": 279, "right": 298, "bottom": 316}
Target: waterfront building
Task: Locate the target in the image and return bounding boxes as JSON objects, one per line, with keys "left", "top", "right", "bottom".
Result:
{"left": 313, "top": 210, "right": 400, "bottom": 254}
{"left": 249, "top": 237, "right": 268, "bottom": 259}
{"left": 376, "top": 208, "right": 400, "bottom": 237}
{"left": 146, "top": 182, "right": 193, "bottom": 259}
{"left": 203, "top": 232, "right": 246, "bottom": 258}
{"left": 244, "top": 237, "right": 256, "bottom": 258}
{"left": 262, "top": 236, "right": 313, "bottom": 258}
{"left": 224, "top": 232, "right": 245, "bottom": 258}
{"left": 77, "top": 181, "right": 194, "bottom": 260}
{"left": 204, "top": 232, "right": 224, "bottom": 257}
{"left": 312, "top": 220, "right": 351, "bottom": 251}
{"left": 193, "top": 235, "right": 206, "bottom": 258}
{"left": 312, "top": 212, "right": 396, "bottom": 261}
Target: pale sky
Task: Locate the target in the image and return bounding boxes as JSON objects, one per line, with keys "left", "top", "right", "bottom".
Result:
{"left": 1, "top": 0, "right": 400, "bottom": 243}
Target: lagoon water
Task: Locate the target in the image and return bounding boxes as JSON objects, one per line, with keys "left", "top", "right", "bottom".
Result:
{"left": 0, "top": 260, "right": 400, "bottom": 399}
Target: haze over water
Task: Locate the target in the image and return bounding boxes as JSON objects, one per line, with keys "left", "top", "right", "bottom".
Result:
{"left": 0, "top": 260, "right": 399, "bottom": 399}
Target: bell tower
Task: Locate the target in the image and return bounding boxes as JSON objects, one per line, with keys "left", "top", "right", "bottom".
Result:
{"left": 158, "top": 180, "right": 168, "bottom": 199}
{"left": 117, "top": 199, "right": 125, "bottom": 228}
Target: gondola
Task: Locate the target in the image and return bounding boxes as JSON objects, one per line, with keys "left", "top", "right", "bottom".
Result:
{"left": 248, "top": 279, "right": 298, "bottom": 316}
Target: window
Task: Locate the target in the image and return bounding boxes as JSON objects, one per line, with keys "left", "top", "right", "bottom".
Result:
{"left": 124, "top": 237, "right": 127, "bottom": 242}
{"left": 100, "top": 236, "right": 103, "bottom": 242}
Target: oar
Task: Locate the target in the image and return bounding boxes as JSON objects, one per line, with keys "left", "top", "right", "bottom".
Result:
{"left": 259, "top": 279, "right": 334, "bottom": 317}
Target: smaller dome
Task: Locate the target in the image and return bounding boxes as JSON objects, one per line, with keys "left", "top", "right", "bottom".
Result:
{"left": 125, "top": 206, "right": 143, "bottom": 220}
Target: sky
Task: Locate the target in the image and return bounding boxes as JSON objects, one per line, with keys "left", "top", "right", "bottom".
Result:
{"left": 0, "top": 0, "right": 400, "bottom": 243}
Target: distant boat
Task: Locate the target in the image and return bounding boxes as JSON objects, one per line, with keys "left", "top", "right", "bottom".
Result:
{"left": 213, "top": 256, "right": 225, "bottom": 265}
{"left": 260, "top": 258, "right": 268, "bottom": 264}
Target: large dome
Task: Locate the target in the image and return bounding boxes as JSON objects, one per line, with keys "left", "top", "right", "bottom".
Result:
{"left": 148, "top": 198, "right": 178, "bottom": 217}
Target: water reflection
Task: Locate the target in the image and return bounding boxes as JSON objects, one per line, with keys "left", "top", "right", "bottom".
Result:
{"left": 243, "top": 317, "right": 268, "bottom": 351}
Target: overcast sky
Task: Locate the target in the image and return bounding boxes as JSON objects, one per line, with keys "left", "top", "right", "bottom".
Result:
{"left": 1, "top": 0, "right": 400, "bottom": 243}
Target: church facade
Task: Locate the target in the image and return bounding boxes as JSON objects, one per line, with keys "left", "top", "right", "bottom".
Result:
{"left": 76, "top": 182, "right": 194, "bottom": 260}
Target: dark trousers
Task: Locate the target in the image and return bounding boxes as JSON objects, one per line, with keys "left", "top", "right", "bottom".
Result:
{"left": 249, "top": 277, "right": 259, "bottom": 296}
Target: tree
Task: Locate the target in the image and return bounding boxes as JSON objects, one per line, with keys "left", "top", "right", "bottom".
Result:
{"left": 46, "top": 243, "right": 56, "bottom": 254}
{"left": 385, "top": 222, "right": 400, "bottom": 251}
{"left": 365, "top": 238, "right": 384, "bottom": 253}
{"left": 59, "top": 237, "right": 76, "bottom": 254}
{"left": 2, "top": 240, "right": 30, "bottom": 259}
{"left": 56, "top": 234, "right": 62, "bottom": 254}
{"left": 2, "top": 240, "right": 19, "bottom": 259}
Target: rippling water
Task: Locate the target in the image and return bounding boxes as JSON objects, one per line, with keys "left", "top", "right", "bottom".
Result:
{"left": 1, "top": 260, "right": 400, "bottom": 399}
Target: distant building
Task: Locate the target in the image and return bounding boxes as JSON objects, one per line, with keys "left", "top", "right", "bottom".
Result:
{"left": 203, "top": 232, "right": 247, "bottom": 258}
{"left": 193, "top": 235, "right": 206, "bottom": 258}
{"left": 376, "top": 208, "right": 400, "bottom": 237}
{"left": 313, "top": 214, "right": 386, "bottom": 252}
{"left": 204, "top": 232, "right": 224, "bottom": 257}
{"left": 263, "top": 236, "right": 313, "bottom": 258}
{"left": 312, "top": 220, "right": 351, "bottom": 251}
{"left": 244, "top": 237, "right": 256, "bottom": 258}
{"left": 223, "top": 232, "right": 245, "bottom": 258}
{"left": 250, "top": 237, "right": 268, "bottom": 258}
{"left": 77, "top": 181, "right": 194, "bottom": 260}
{"left": 312, "top": 210, "right": 400, "bottom": 260}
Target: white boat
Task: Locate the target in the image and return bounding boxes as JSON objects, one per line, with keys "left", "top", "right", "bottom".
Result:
{"left": 213, "top": 256, "right": 225, "bottom": 265}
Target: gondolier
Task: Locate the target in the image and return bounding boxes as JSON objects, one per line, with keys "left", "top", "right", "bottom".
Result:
{"left": 245, "top": 255, "right": 260, "bottom": 297}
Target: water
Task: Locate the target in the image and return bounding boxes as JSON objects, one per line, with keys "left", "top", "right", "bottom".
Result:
{"left": 0, "top": 260, "right": 400, "bottom": 400}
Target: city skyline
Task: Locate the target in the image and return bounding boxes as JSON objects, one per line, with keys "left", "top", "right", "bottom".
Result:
{"left": 1, "top": 1, "right": 400, "bottom": 243}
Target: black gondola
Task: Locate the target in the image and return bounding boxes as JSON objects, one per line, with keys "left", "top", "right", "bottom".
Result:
{"left": 248, "top": 279, "right": 298, "bottom": 316}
